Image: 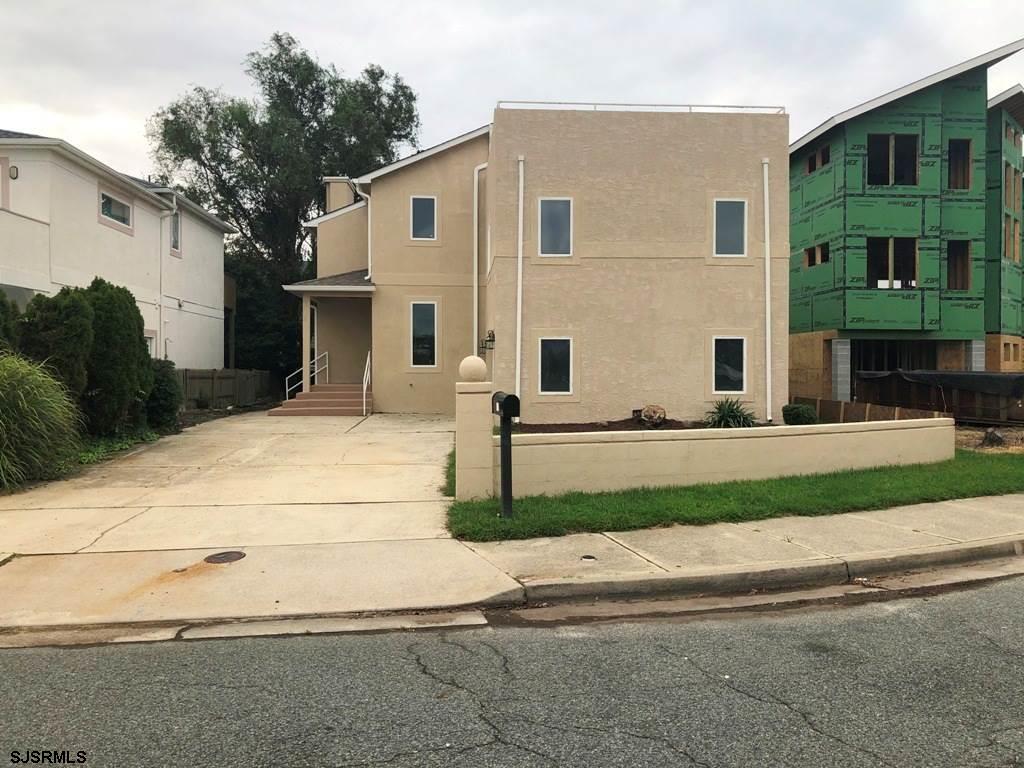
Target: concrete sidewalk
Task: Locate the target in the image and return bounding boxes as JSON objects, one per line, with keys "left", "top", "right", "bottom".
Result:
{"left": 0, "top": 491, "right": 1022, "bottom": 633}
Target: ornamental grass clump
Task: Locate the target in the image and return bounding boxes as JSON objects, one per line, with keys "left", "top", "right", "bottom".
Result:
{"left": 0, "top": 352, "right": 81, "bottom": 489}
{"left": 704, "top": 397, "right": 757, "bottom": 428}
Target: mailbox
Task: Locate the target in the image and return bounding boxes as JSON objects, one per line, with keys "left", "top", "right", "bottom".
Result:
{"left": 492, "top": 391, "right": 520, "bottom": 419}
{"left": 491, "top": 391, "right": 519, "bottom": 518}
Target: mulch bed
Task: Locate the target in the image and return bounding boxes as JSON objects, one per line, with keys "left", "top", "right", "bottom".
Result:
{"left": 517, "top": 417, "right": 702, "bottom": 433}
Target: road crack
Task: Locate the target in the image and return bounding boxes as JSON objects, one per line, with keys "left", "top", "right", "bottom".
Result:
{"left": 660, "top": 645, "right": 899, "bottom": 768}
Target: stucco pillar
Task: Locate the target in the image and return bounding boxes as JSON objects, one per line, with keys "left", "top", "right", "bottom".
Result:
{"left": 455, "top": 356, "right": 494, "bottom": 501}
{"left": 967, "top": 339, "right": 985, "bottom": 371}
{"left": 301, "top": 293, "right": 311, "bottom": 393}
{"left": 831, "top": 338, "right": 851, "bottom": 402}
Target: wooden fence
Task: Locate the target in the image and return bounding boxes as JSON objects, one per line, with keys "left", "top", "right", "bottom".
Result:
{"left": 175, "top": 369, "right": 278, "bottom": 410}
{"left": 791, "top": 396, "right": 949, "bottom": 424}
{"left": 855, "top": 374, "right": 1024, "bottom": 425}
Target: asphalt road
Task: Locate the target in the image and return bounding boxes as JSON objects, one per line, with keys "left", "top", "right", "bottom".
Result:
{"left": 2, "top": 580, "right": 1023, "bottom": 768}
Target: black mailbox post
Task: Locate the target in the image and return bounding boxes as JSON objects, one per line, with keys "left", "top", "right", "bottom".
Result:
{"left": 491, "top": 391, "right": 520, "bottom": 518}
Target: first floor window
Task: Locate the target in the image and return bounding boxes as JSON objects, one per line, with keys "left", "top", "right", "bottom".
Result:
{"left": 805, "top": 241, "right": 830, "bottom": 268}
{"left": 411, "top": 302, "right": 436, "bottom": 367}
{"left": 539, "top": 337, "right": 572, "bottom": 394}
{"left": 170, "top": 211, "right": 181, "bottom": 252}
{"left": 713, "top": 337, "right": 745, "bottom": 394}
{"left": 100, "top": 192, "right": 131, "bottom": 227}
{"left": 539, "top": 198, "right": 572, "bottom": 256}
{"left": 714, "top": 199, "right": 746, "bottom": 257}
{"left": 411, "top": 196, "right": 436, "bottom": 240}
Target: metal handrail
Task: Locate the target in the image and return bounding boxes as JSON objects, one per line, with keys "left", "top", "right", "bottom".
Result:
{"left": 285, "top": 351, "right": 329, "bottom": 398}
{"left": 362, "top": 350, "right": 371, "bottom": 416}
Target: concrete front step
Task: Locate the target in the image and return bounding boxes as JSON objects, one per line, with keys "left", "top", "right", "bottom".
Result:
{"left": 296, "top": 391, "right": 371, "bottom": 401}
{"left": 310, "top": 384, "right": 366, "bottom": 392}
{"left": 268, "top": 405, "right": 370, "bottom": 417}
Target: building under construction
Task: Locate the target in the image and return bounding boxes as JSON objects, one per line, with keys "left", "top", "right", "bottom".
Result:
{"left": 789, "top": 39, "right": 1024, "bottom": 401}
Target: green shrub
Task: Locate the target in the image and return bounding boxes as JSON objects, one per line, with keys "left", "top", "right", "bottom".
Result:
{"left": 18, "top": 287, "right": 95, "bottom": 395}
{"left": 0, "top": 352, "right": 81, "bottom": 489}
{"left": 704, "top": 398, "right": 757, "bottom": 428}
{"left": 0, "top": 289, "right": 19, "bottom": 351}
{"left": 782, "top": 403, "right": 818, "bottom": 425}
{"left": 81, "top": 278, "right": 154, "bottom": 435}
{"left": 147, "top": 359, "right": 183, "bottom": 431}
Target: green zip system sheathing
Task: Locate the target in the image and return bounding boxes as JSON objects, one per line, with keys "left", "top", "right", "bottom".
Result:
{"left": 985, "top": 107, "right": 1024, "bottom": 335}
{"left": 791, "top": 68, "right": 988, "bottom": 341}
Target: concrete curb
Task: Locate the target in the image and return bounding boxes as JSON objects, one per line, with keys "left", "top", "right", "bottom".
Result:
{"left": 519, "top": 536, "right": 1024, "bottom": 604}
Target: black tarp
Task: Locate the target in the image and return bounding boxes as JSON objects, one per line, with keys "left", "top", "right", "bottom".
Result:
{"left": 857, "top": 370, "right": 1024, "bottom": 399}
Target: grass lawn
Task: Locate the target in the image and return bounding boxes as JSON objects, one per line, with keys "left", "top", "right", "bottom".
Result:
{"left": 447, "top": 449, "right": 1024, "bottom": 542}
{"left": 442, "top": 448, "right": 456, "bottom": 497}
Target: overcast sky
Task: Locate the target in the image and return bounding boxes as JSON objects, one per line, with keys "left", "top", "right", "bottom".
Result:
{"left": 3, "top": 1, "right": 1023, "bottom": 178}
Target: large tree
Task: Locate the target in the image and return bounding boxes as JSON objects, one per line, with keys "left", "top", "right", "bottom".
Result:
{"left": 148, "top": 33, "right": 419, "bottom": 374}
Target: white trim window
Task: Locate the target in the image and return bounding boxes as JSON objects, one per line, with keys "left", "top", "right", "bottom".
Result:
{"left": 410, "top": 196, "right": 437, "bottom": 240}
{"left": 100, "top": 191, "right": 132, "bottom": 227}
{"left": 538, "top": 197, "right": 573, "bottom": 256}
{"left": 712, "top": 336, "right": 746, "bottom": 394}
{"left": 410, "top": 301, "right": 437, "bottom": 367}
{"left": 170, "top": 211, "right": 181, "bottom": 253}
{"left": 538, "top": 336, "right": 573, "bottom": 394}
{"left": 713, "top": 199, "right": 747, "bottom": 257}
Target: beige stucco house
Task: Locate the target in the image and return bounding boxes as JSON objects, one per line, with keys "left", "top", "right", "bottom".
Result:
{"left": 278, "top": 103, "right": 790, "bottom": 423}
{"left": 0, "top": 129, "right": 235, "bottom": 368}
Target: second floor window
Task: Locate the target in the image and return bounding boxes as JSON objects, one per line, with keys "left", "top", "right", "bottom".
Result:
{"left": 170, "top": 211, "right": 181, "bottom": 252}
{"left": 411, "top": 196, "right": 436, "bottom": 240}
{"left": 948, "top": 139, "right": 971, "bottom": 190}
{"left": 100, "top": 192, "right": 132, "bottom": 227}
{"left": 539, "top": 198, "right": 572, "bottom": 256}
{"left": 867, "top": 134, "right": 918, "bottom": 186}
{"left": 714, "top": 199, "right": 746, "bottom": 257}
{"left": 867, "top": 237, "right": 917, "bottom": 289}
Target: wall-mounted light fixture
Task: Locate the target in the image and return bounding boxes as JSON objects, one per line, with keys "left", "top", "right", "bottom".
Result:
{"left": 9, "top": 165, "right": 18, "bottom": 180}
{"left": 479, "top": 329, "right": 495, "bottom": 354}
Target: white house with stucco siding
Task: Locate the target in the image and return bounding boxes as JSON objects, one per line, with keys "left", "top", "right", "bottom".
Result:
{"left": 0, "top": 128, "right": 235, "bottom": 368}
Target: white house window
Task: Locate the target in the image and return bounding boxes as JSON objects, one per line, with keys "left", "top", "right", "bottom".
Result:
{"left": 411, "top": 302, "right": 437, "bottom": 367}
{"left": 411, "top": 196, "right": 436, "bottom": 240}
{"left": 539, "top": 198, "right": 572, "bottom": 256}
{"left": 100, "top": 192, "right": 132, "bottom": 227}
{"left": 539, "top": 337, "right": 572, "bottom": 394}
{"left": 713, "top": 336, "right": 746, "bottom": 394}
{"left": 714, "top": 200, "right": 746, "bottom": 257}
{"left": 170, "top": 211, "right": 181, "bottom": 252}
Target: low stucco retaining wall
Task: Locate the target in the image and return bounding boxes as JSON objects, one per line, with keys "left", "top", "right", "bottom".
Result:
{"left": 489, "top": 418, "right": 955, "bottom": 497}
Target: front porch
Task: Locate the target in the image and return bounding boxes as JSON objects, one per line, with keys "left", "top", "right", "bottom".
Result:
{"left": 272, "top": 269, "right": 374, "bottom": 416}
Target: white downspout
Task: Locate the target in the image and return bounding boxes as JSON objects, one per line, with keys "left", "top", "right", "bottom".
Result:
{"left": 515, "top": 155, "right": 525, "bottom": 401}
{"left": 472, "top": 162, "right": 487, "bottom": 355}
{"left": 354, "top": 180, "right": 372, "bottom": 280}
{"left": 158, "top": 195, "right": 178, "bottom": 361}
{"left": 761, "top": 157, "right": 773, "bottom": 422}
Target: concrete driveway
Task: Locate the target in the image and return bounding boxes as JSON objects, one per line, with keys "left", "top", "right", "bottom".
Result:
{"left": 0, "top": 414, "right": 522, "bottom": 628}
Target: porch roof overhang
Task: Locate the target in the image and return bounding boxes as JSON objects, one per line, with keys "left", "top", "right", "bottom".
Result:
{"left": 282, "top": 268, "right": 375, "bottom": 295}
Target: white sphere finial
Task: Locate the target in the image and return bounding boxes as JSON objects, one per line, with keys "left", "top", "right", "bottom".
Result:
{"left": 459, "top": 355, "right": 488, "bottom": 382}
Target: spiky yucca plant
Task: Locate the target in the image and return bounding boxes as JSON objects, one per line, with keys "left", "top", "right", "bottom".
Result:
{"left": 0, "top": 352, "right": 81, "bottom": 488}
{"left": 704, "top": 397, "right": 757, "bottom": 429}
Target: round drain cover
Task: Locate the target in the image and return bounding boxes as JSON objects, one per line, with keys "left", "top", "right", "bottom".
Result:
{"left": 580, "top": 554, "right": 597, "bottom": 561}
{"left": 204, "top": 551, "right": 246, "bottom": 564}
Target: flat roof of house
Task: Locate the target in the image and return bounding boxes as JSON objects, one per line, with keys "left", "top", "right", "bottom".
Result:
{"left": 791, "top": 37, "right": 1024, "bottom": 154}
{"left": 989, "top": 84, "right": 1024, "bottom": 127}
{"left": 282, "top": 269, "right": 374, "bottom": 294}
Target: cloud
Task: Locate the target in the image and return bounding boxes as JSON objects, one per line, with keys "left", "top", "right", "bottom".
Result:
{"left": 2, "top": 0, "right": 1022, "bottom": 175}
